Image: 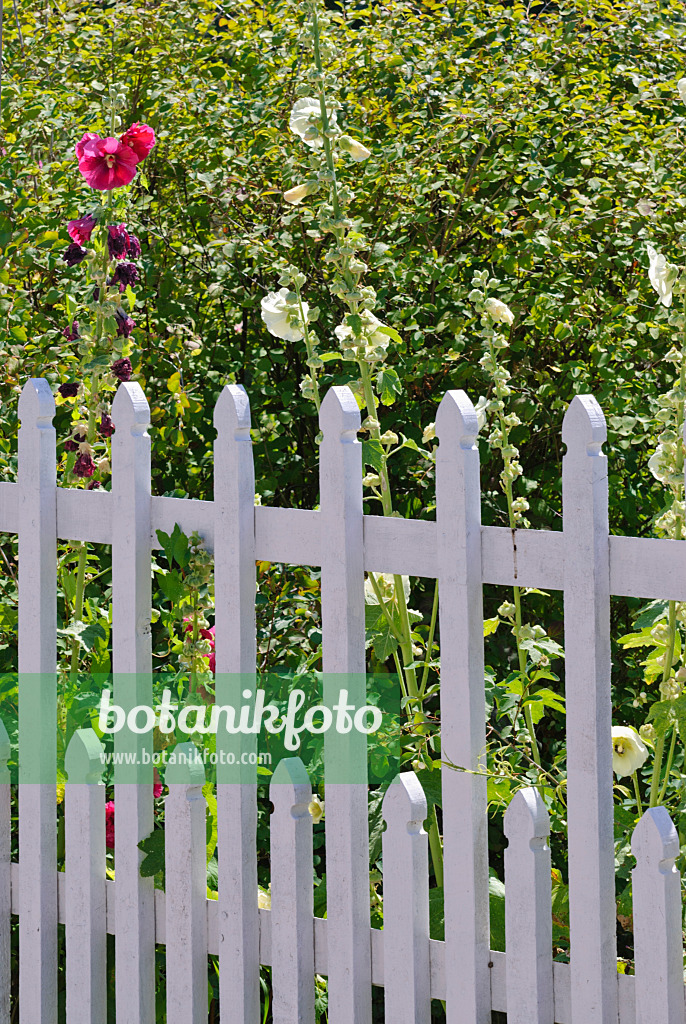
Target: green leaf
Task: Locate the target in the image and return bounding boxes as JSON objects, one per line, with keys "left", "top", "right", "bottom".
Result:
{"left": 376, "top": 366, "right": 402, "bottom": 406}
{"left": 414, "top": 766, "right": 442, "bottom": 810}
{"left": 362, "top": 439, "right": 385, "bottom": 472}
{"left": 56, "top": 621, "right": 106, "bottom": 652}
{"left": 157, "top": 570, "right": 185, "bottom": 603}
{"left": 429, "top": 886, "right": 445, "bottom": 940}
{"left": 372, "top": 619, "right": 399, "bottom": 663}
{"left": 138, "top": 828, "right": 165, "bottom": 877}
{"left": 375, "top": 324, "right": 403, "bottom": 346}
{"left": 488, "top": 869, "right": 506, "bottom": 951}
{"left": 483, "top": 617, "right": 500, "bottom": 637}
{"left": 633, "top": 600, "right": 670, "bottom": 630}
{"left": 647, "top": 698, "right": 678, "bottom": 737}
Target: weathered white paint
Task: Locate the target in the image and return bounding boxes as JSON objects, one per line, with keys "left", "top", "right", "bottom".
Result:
{"left": 165, "top": 743, "right": 208, "bottom": 1024}
{"left": 504, "top": 787, "right": 554, "bottom": 1024}
{"left": 270, "top": 758, "right": 315, "bottom": 1024}
{"left": 111, "top": 382, "right": 156, "bottom": 1024}
{"left": 562, "top": 395, "right": 617, "bottom": 1024}
{"left": 319, "top": 387, "right": 371, "bottom": 1024}
{"left": 213, "top": 384, "right": 261, "bottom": 1024}
{"left": 631, "top": 807, "right": 684, "bottom": 1024}
{"left": 65, "top": 728, "right": 107, "bottom": 1024}
{"left": 0, "top": 720, "right": 10, "bottom": 1024}
{"left": 435, "top": 389, "right": 490, "bottom": 1024}
{"left": 382, "top": 773, "right": 430, "bottom": 1024}
{"left": 17, "top": 378, "right": 58, "bottom": 1024}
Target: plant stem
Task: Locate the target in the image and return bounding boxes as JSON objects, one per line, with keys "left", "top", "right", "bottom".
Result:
{"left": 632, "top": 772, "right": 643, "bottom": 818}
{"left": 657, "top": 725, "right": 678, "bottom": 805}
{"left": 428, "top": 806, "right": 443, "bottom": 887}
{"left": 649, "top": 599, "right": 677, "bottom": 806}
{"left": 293, "top": 277, "right": 321, "bottom": 412}
{"left": 419, "top": 580, "right": 439, "bottom": 698}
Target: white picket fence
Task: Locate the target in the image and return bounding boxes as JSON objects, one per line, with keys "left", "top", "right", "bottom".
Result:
{"left": 0, "top": 376, "right": 685, "bottom": 1023}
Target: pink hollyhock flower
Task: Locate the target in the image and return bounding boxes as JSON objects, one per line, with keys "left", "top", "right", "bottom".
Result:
{"left": 78, "top": 136, "right": 138, "bottom": 191}
{"left": 67, "top": 214, "right": 97, "bottom": 246}
{"left": 105, "top": 800, "right": 115, "bottom": 848}
{"left": 75, "top": 132, "right": 100, "bottom": 161}
{"left": 153, "top": 783, "right": 163, "bottom": 798}
{"left": 119, "top": 122, "right": 156, "bottom": 162}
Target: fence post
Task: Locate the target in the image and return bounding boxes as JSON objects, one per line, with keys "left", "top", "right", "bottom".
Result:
{"left": 435, "top": 390, "right": 490, "bottom": 1024}
{"left": 65, "top": 728, "right": 107, "bottom": 1024}
{"left": 213, "top": 384, "right": 260, "bottom": 1023}
{"left": 0, "top": 719, "right": 11, "bottom": 1024}
{"left": 319, "top": 386, "right": 371, "bottom": 1024}
{"left": 382, "top": 773, "right": 430, "bottom": 1024}
{"left": 111, "top": 381, "right": 155, "bottom": 1024}
{"left": 631, "top": 807, "right": 684, "bottom": 1024}
{"left": 17, "top": 378, "right": 57, "bottom": 1024}
{"left": 503, "top": 787, "right": 554, "bottom": 1024}
{"left": 165, "top": 743, "right": 208, "bottom": 1024}
{"left": 270, "top": 758, "right": 315, "bottom": 1024}
{"left": 562, "top": 395, "right": 616, "bottom": 1024}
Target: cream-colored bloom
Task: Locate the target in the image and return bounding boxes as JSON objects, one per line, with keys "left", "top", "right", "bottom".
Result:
{"left": 365, "top": 572, "right": 410, "bottom": 605}
{"left": 678, "top": 78, "right": 686, "bottom": 103}
{"left": 261, "top": 288, "right": 308, "bottom": 342}
{"left": 484, "top": 297, "right": 514, "bottom": 325}
{"left": 283, "top": 181, "right": 319, "bottom": 205}
{"left": 289, "top": 97, "right": 337, "bottom": 149}
{"left": 422, "top": 422, "right": 436, "bottom": 444}
{"left": 258, "top": 885, "right": 271, "bottom": 910}
{"left": 646, "top": 243, "right": 679, "bottom": 308}
{"left": 334, "top": 309, "right": 390, "bottom": 360}
{"left": 308, "top": 796, "right": 324, "bottom": 823}
{"left": 339, "top": 134, "right": 372, "bottom": 162}
{"left": 612, "top": 726, "right": 648, "bottom": 778}
{"left": 474, "top": 394, "right": 489, "bottom": 431}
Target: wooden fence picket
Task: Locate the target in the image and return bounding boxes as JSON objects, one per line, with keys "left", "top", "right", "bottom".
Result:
{"left": 318, "top": 386, "right": 371, "bottom": 1024}
{"left": 17, "top": 378, "right": 58, "bottom": 1024}
{"left": 562, "top": 395, "right": 616, "bottom": 1024}
{"left": 0, "top": 719, "right": 10, "bottom": 1024}
{"left": 111, "top": 381, "right": 155, "bottom": 1024}
{"left": 382, "top": 773, "right": 430, "bottom": 1024}
{"left": 270, "top": 758, "right": 315, "bottom": 1024}
{"left": 503, "top": 787, "right": 554, "bottom": 1024}
{"left": 64, "top": 728, "right": 107, "bottom": 1024}
{"left": 435, "top": 390, "right": 491, "bottom": 1024}
{"left": 631, "top": 807, "right": 684, "bottom": 1024}
{"left": 213, "top": 383, "right": 261, "bottom": 1024}
{"left": 165, "top": 742, "right": 208, "bottom": 1024}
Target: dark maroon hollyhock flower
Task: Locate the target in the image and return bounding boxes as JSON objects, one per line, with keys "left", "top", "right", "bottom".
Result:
{"left": 65, "top": 431, "right": 86, "bottom": 453}
{"left": 107, "top": 224, "right": 130, "bottom": 259}
{"left": 115, "top": 308, "right": 135, "bottom": 337}
{"left": 109, "top": 262, "right": 138, "bottom": 292}
{"left": 62, "top": 243, "right": 87, "bottom": 266}
{"left": 111, "top": 357, "right": 133, "bottom": 382}
{"left": 67, "top": 214, "right": 97, "bottom": 246}
{"left": 87, "top": 480, "right": 101, "bottom": 490}
{"left": 126, "top": 234, "right": 141, "bottom": 258}
{"left": 62, "top": 320, "right": 79, "bottom": 342}
{"left": 73, "top": 452, "right": 96, "bottom": 478}
{"left": 93, "top": 287, "right": 100, "bottom": 302}
{"left": 99, "top": 413, "right": 115, "bottom": 437}
{"left": 58, "top": 382, "right": 79, "bottom": 398}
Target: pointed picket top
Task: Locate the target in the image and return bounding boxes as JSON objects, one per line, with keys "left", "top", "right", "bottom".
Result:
{"left": 503, "top": 786, "right": 550, "bottom": 844}
{"left": 18, "top": 377, "right": 55, "bottom": 428}
{"left": 0, "top": 719, "right": 9, "bottom": 785}
{"left": 631, "top": 805, "right": 679, "bottom": 869}
{"left": 65, "top": 728, "right": 105, "bottom": 785}
{"left": 382, "top": 772, "right": 428, "bottom": 833}
{"left": 319, "top": 385, "right": 361, "bottom": 441}
{"left": 561, "top": 394, "right": 606, "bottom": 456}
{"left": 270, "top": 757, "right": 312, "bottom": 812}
{"left": 213, "top": 383, "right": 251, "bottom": 437}
{"left": 165, "top": 743, "right": 205, "bottom": 787}
{"left": 111, "top": 381, "right": 150, "bottom": 436}
{"left": 435, "top": 389, "right": 479, "bottom": 450}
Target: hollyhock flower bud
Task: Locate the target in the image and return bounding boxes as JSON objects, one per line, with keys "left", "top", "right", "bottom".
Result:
{"left": 67, "top": 214, "right": 97, "bottom": 245}
{"left": 62, "top": 320, "right": 80, "bottom": 342}
{"left": 111, "top": 357, "right": 133, "bottom": 382}
{"left": 64, "top": 431, "right": 86, "bottom": 453}
{"left": 678, "top": 78, "right": 686, "bottom": 103}
{"left": 119, "top": 122, "right": 156, "bottom": 162}
{"left": 338, "top": 135, "right": 372, "bottom": 162}
{"left": 58, "top": 382, "right": 80, "bottom": 398}
{"left": 62, "top": 243, "right": 88, "bottom": 266}
{"left": 126, "top": 234, "right": 142, "bottom": 258}
{"left": 115, "top": 308, "right": 135, "bottom": 337}
{"left": 77, "top": 135, "right": 138, "bottom": 191}
{"left": 109, "top": 262, "right": 139, "bottom": 291}
{"left": 73, "top": 452, "right": 96, "bottom": 478}
{"left": 107, "top": 223, "right": 130, "bottom": 259}
{"left": 87, "top": 480, "right": 101, "bottom": 490}
{"left": 99, "top": 412, "right": 115, "bottom": 437}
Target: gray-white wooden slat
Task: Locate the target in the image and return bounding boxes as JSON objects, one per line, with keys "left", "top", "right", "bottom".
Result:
{"left": 562, "top": 394, "right": 617, "bottom": 1024}
{"left": 503, "top": 787, "right": 554, "bottom": 1024}
{"left": 213, "top": 384, "right": 261, "bottom": 1024}
{"left": 0, "top": 720, "right": 10, "bottom": 1024}
{"left": 64, "top": 728, "right": 107, "bottom": 1024}
{"left": 631, "top": 807, "right": 684, "bottom": 1024}
{"left": 165, "top": 742, "right": 208, "bottom": 1024}
{"left": 435, "top": 389, "right": 490, "bottom": 1024}
{"left": 17, "top": 378, "right": 58, "bottom": 1024}
{"left": 270, "top": 758, "right": 315, "bottom": 1024}
{"left": 319, "top": 386, "right": 371, "bottom": 1024}
{"left": 382, "top": 773, "right": 430, "bottom": 1024}
{"left": 111, "top": 382, "right": 156, "bottom": 1024}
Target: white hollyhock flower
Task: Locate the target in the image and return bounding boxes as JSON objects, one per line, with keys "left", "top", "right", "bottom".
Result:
{"left": 308, "top": 796, "right": 324, "bottom": 823}
{"left": 364, "top": 572, "right": 410, "bottom": 605}
{"left": 611, "top": 726, "right": 648, "bottom": 778}
{"left": 334, "top": 310, "right": 390, "bottom": 358}
{"left": 484, "top": 297, "right": 514, "bottom": 325}
{"left": 646, "top": 243, "right": 679, "bottom": 308}
{"left": 261, "top": 288, "right": 308, "bottom": 342}
{"left": 678, "top": 78, "right": 686, "bottom": 103}
{"left": 422, "top": 422, "right": 436, "bottom": 444}
{"left": 339, "top": 135, "right": 372, "bottom": 162}
{"left": 474, "top": 395, "right": 489, "bottom": 431}
{"left": 283, "top": 181, "right": 319, "bottom": 205}
{"left": 289, "top": 97, "right": 337, "bottom": 149}
{"left": 648, "top": 443, "right": 669, "bottom": 484}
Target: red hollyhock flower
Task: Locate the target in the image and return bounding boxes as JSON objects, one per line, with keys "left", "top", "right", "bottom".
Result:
{"left": 77, "top": 135, "right": 138, "bottom": 191}
{"left": 153, "top": 783, "right": 163, "bottom": 798}
{"left": 119, "top": 122, "right": 156, "bottom": 162}
{"left": 105, "top": 801, "right": 115, "bottom": 848}
{"left": 67, "top": 214, "right": 97, "bottom": 245}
